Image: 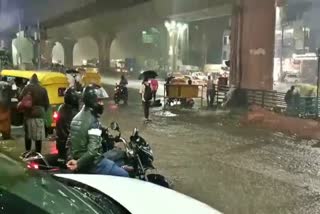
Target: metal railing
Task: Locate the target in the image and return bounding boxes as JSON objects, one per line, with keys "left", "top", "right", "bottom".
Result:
{"left": 215, "top": 86, "right": 320, "bottom": 119}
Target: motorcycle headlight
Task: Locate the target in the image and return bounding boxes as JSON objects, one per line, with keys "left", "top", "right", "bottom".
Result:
{"left": 126, "top": 148, "right": 134, "bottom": 157}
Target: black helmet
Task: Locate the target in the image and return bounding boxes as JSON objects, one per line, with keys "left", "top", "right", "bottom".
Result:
{"left": 83, "top": 84, "right": 108, "bottom": 116}
{"left": 64, "top": 87, "right": 79, "bottom": 109}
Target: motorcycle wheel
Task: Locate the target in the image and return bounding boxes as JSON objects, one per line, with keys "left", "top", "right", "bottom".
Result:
{"left": 123, "top": 96, "right": 128, "bottom": 105}
{"left": 147, "top": 174, "right": 171, "bottom": 188}
{"left": 114, "top": 96, "right": 120, "bottom": 104}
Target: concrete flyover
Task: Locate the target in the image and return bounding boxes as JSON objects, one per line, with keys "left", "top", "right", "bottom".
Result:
{"left": 42, "top": 0, "right": 233, "bottom": 70}
{"left": 41, "top": 0, "right": 277, "bottom": 91}
{"left": 45, "top": 0, "right": 233, "bottom": 38}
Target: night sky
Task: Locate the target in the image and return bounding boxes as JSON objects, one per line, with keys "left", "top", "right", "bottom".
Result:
{"left": 0, "top": 0, "right": 91, "bottom": 33}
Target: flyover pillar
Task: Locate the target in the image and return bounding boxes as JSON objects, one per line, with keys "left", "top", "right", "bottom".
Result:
{"left": 60, "top": 39, "right": 76, "bottom": 68}
{"left": 95, "top": 33, "right": 114, "bottom": 73}
{"left": 40, "top": 40, "right": 55, "bottom": 65}
{"left": 0, "top": 37, "right": 12, "bottom": 50}
{"left": 230, "top": 0, "right": 276, "bottom": 90}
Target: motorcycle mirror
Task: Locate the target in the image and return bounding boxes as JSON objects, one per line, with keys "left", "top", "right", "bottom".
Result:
{"left": 132, "top": 128, "right": 139, "bottom": 137}
{"left": 110, "top": 122, "right": 120, "bottom": 131}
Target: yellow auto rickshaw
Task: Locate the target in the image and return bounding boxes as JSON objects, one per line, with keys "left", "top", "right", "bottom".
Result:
{"left": 77, "top": 66, "right": 101, "bottom": 86}
{"left": 1, "top": 70, "right": 69, "bottom": 132}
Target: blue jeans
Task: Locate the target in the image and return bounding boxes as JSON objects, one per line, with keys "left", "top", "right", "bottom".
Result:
{"left": 94, "top": 158, "right": 129, "bottom": 177}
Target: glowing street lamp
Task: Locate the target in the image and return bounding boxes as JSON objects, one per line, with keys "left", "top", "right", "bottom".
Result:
{"left": 165, "top": 20, "right": 188, "bottom": 72}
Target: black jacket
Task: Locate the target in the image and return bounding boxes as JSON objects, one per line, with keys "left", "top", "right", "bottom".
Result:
{"left": 56, "top": 104, "right": 78, "bottom": 143}
{"left": 19, "top": 75, "right": 49, "bottom": 118}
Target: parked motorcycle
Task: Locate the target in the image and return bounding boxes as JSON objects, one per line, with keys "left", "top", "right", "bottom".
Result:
{"left": 166, "top": 98, "right": 194, "bottom": 108}
{"left": 113, "top": 84, "right": 128, "bottom": 105}
{"left": 22, "top": 122, "right": 171, "bottom": 188}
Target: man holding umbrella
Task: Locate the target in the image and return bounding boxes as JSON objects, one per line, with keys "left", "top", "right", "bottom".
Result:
{"left": 139, "top": 70, "right": 158, "bottom": 80}
{"left": 140, "top": 72, "right": 157, "bottom": 122}
{"left": 140, "top": 77, "right": 153, "bottom": 121}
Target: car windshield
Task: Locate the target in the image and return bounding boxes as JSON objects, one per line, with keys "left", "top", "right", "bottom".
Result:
{"left": 0, "top": 154, "right": 128, "bottom": 214}
{"left": 4, "top": 0, "right": 320, "bottom": 213}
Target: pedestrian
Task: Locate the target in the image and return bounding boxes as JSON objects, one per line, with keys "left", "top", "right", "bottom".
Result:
{"left": 0, "top": 81, "right": 12, "bottom": 139}
{"left": 206, "top": 75, "right": 215, "bottom": 107}
{"left": 139, "top": 77, "right": 152, "bottom": 121}
{"left": 285, "top": 86, "right": 295, "bottom": 114}
{"left": 293, "top": 87, "right": 301, "bottom": 115}
{"left": 19, "top": 74, "right": 49, "bottom": 155}
{"left": 150, "top": 77, "right": 159, "bottom": 102}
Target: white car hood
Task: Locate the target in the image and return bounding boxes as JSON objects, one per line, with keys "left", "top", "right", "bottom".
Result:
{"left": 55, "top": 174, "right": 221, "bottom": 214}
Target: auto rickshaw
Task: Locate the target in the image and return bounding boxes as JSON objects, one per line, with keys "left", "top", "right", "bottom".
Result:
{"left": 77, "top": 66, "right": 101, "bottom": 86}
{"left": 1, "top": 70, "right": 69, "bottom": 133}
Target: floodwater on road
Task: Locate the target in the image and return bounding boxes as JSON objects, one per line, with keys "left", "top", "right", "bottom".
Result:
{"left": 101, "top": 82, "right": 320, "bottom": 214}
{"left": 2, "top": 80, "right": 320, "bottom": 214}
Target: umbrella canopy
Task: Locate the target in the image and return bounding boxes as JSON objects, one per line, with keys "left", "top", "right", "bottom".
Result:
{"left": 139, "top": 70, "right": 158, "bottom": 80}
{"left": 66, "top": 69, "right": 79, "bottom": 74}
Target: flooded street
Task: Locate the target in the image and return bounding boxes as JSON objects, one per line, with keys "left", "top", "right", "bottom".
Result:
{"left": 3, "top": 80, "right": 320, "bottom": 214}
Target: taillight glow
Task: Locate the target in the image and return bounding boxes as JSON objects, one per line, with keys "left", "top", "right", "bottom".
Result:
{"left": 50, "top": 143, "right": 58, "bottom": 155}
{"left": 27, "top": 162, "right": 39, "bottom": 170}
{"left": 53, "top": 111, "right": 59, "bottom": 121}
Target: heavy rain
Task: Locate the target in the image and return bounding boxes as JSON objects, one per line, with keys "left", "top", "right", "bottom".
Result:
{"left": 1, "top": 0, "right": 320, "bottom": 214}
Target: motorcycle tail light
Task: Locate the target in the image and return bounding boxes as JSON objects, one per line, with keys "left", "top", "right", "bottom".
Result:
{"left": 53, "top": 111, "right": 59, "bottom": 121}
{"left": 27, "top": 162, "right": 39, "bottom": 170}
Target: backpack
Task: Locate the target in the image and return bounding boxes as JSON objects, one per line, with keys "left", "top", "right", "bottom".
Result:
{"left": 144, "top": 83, "right": 152, "bottom": 101}
{"left": 17, "top": 92, "right": 33, "bottom": 112}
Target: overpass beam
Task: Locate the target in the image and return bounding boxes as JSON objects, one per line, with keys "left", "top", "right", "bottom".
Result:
{"left": 95, "top": 33, "right": 114, "bottom": 73}
{"left": 230, "top": 0, "right": 276, "bottom": 90}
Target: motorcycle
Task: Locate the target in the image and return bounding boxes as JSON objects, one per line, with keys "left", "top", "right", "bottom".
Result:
{"left": 113, "top": 84, "right": 128, "bottom": 105}
{"left": 22, "top": 122, "right": 171, "bottom": 188}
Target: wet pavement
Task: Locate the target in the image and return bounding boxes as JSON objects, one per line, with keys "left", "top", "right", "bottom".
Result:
{"left": 2, "top": 79, "right": 320, "bottom": 213}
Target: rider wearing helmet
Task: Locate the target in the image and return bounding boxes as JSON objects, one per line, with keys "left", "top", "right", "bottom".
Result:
{"left": 119, "top": 75, "right": 128, "bottom": 104}
{"left": 66, "top": 84, "right": 128, "bottom": 177}
{"left": 56, "top": 87, "right": 79, "bottom": 160}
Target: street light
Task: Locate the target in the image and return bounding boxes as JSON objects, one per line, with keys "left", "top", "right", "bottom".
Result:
{"left": 164, "top": 20, "right": 188, "bottom": 72}
{"left": 165, "top": 21, "right": 170, "bottom": 30}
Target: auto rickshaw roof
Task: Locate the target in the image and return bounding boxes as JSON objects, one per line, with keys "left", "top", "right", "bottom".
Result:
{"left": 1, "top": 70, "right": 69, "bottom": 85}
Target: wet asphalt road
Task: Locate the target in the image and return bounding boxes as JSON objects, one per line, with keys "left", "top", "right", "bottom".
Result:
{"left": 2, "top": 78, "right": 320, "bottom": 214}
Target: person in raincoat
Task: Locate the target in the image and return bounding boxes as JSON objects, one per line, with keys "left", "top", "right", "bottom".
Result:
{"left": 19, "top": 74, "right": 49, "bottom": 154}
{"left": 150, "top": 77, "right": 159, "bottom": 102}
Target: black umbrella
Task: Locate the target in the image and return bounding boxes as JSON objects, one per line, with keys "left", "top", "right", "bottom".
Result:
{"left": 66, "top": 69, "right": 79, "bottom": 74}
{"left": 139, "top": 70, "right": 158, "bottom": 80}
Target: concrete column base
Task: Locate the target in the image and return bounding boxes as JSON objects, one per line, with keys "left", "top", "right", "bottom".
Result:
{"left": 95, "top": 34, "right": 114, "bottom": 73}
{"left": 230, "top": 0, "right": 276, "bottom": 90}
{"left": 60, "top": 39, "right": 76, "bottom": 68}
{"left": 40, "top": 40, "right": 55, "bottom": 65}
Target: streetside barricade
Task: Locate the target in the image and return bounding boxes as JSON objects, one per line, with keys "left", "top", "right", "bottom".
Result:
{"left": 215, "top": 86, "right": 320, "bottom": 119}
